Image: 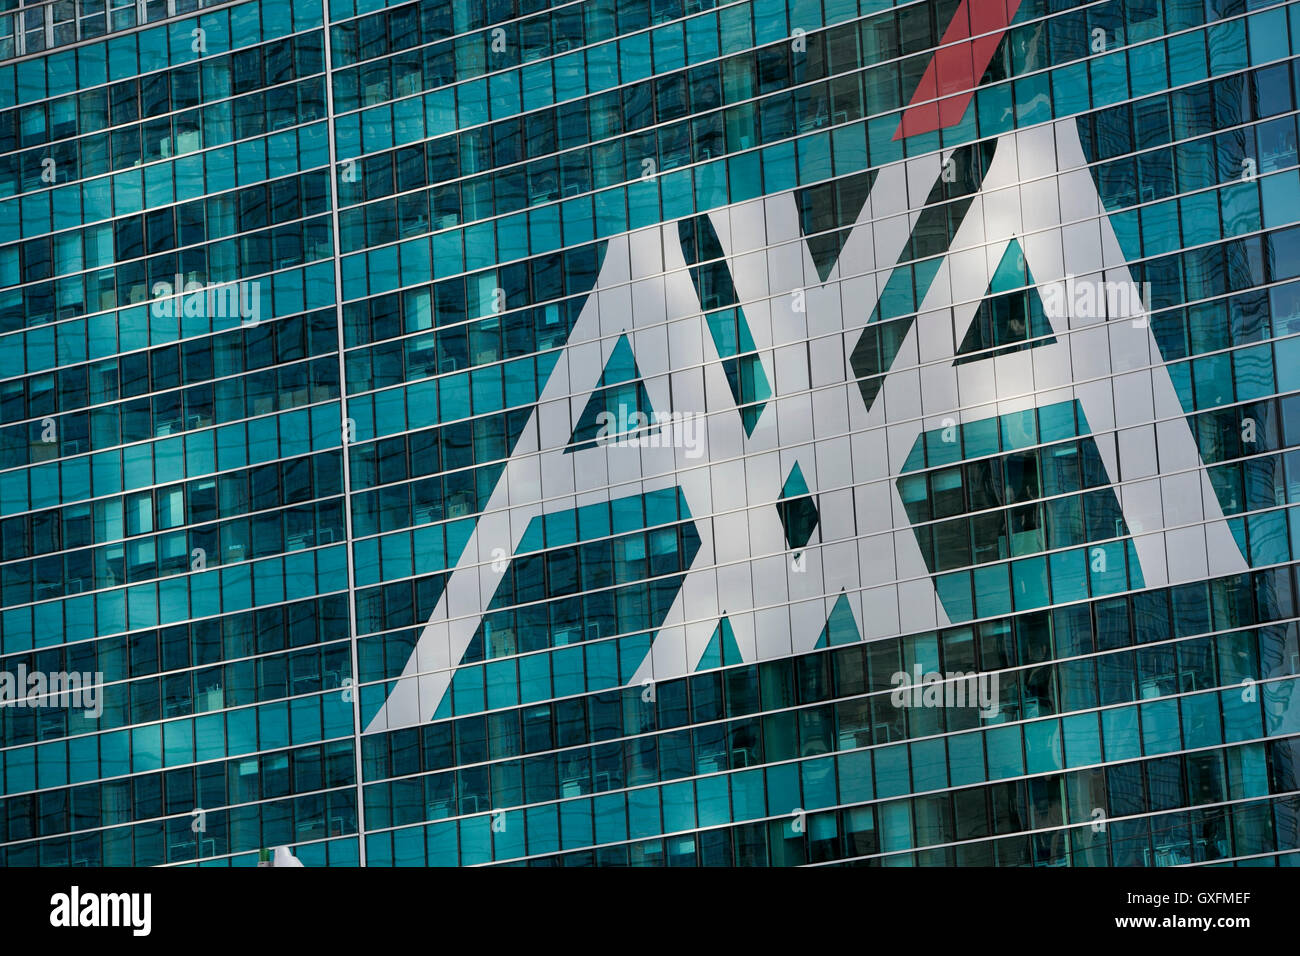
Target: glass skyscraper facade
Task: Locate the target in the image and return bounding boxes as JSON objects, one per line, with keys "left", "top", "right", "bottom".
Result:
{"left": 1, "top": 0, "right": 1300, "bottom": 868}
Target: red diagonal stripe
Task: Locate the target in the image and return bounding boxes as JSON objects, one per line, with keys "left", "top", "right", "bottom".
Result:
{"left": 893, "top": 0, "right": 1023, "bottom": 140}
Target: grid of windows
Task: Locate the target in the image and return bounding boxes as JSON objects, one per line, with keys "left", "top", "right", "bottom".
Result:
{"left": 1, "top": 0, "right": 1299, "bottom": 867}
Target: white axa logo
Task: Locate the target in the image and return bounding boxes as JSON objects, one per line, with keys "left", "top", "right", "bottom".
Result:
{"left": 1039, "top": 275, "right": 1151, "bottom": 321}
{"left": 150, "top": 274, "right": 261, "bottom": 326}
{"left": 890, "top": 665, "right": 1000, "bottom": 719}
{"left": 50, "top": 886, "right": 151, "bottom": 936}
{"left": 365, "top": 120, "right": 1247, "bottom": 734}
{"left": 594, "top": 405, "right": 705, "bottom": 459}
{"left": 0, "top": 666, "right": 102, "bottom": 718}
